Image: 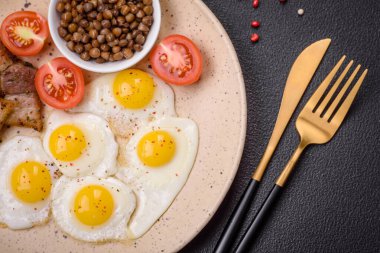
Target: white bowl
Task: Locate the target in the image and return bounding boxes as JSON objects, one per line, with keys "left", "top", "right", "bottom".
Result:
{"left": 48, "top": 0, "right": 161, "bottom": 73}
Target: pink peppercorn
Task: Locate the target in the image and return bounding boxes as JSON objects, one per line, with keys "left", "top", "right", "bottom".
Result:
{"left": 253, "top": 0, "right": 259, "bottom": 9}
{"left": 251, "top": 20, "right": 260, "bottom": 28}
{"left": 250, "top": 33, "right": 260, "bottom": 43}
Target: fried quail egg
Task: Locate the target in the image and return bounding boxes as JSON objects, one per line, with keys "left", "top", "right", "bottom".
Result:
{"left": 70, "top": 69, "right": 176, "bottom": 139}
{"left": 116, "top": 117, "right": 198, "bottom": 238}
{"left": 52, "top": 176, "right": 136, "bottom": 242}
{"left": 0, "top": 136, "right": 58, "bottom": 229}
{"left": 43, "top": 111, "right": 118, "bottom": 178}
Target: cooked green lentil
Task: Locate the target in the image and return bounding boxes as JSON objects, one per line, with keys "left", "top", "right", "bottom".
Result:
{"left": 56, "top": 0, "right": 154, "bottom": 63}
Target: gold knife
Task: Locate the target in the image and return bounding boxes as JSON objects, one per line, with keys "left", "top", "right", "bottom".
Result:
{"left": 253, "top": 38, "right": 331, "bottom": 181}
{"left": 214, "top": 38, "right": 331, "bottom": 253}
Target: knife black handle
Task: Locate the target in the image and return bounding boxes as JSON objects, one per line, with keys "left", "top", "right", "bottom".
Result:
{"left": 213, "top": 179, "right": 259, "bottom": 253}
{"left": 234, "top": 184, "right": 283, "bottom": 253}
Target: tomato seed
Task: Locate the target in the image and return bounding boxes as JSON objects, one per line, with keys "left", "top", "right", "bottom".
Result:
{"left": 253, "top": 0, "right": 259, "bottom": 9}
{"left": 251, "top": 20, "right": 260, "bottom": 28}
{"left": 250, "top": 33, "right": 260, "bottom": 43}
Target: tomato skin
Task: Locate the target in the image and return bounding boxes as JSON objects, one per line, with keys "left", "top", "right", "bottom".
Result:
{"left": 149, "top": 34, "right": 203, "bottom": 86}
{"left": 35, "top": 57, "right": 85, "bottom": 110}
{"left": 0, "top": 11, "right": 49, "bottom": 56}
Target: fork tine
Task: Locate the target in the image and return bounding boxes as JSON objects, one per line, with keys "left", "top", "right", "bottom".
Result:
{"left": 315, "top": 60, "right": 353, "bottom": 115}
{"left": 330, "top": 69, "right": 368, "bottom": 125}
{"left": 307, "top": 56, "right": 346, "bottom": 110}
{"left": 324, "top": 64, "right": 361, "bottom": 120}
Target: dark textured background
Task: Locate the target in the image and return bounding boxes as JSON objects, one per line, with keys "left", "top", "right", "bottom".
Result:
{"left": 181, "top": 0, "right": 380, "bottom": 252}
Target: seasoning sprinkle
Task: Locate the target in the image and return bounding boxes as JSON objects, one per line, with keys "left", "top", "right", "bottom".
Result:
{"left": 253, "top": 0, "right": 259, "bottom": 9}
{"left": 250, "top": 33, "right": 260, "bottom": 43}
{"left": 251, "top": 21, "right": 260, "bottom": 28}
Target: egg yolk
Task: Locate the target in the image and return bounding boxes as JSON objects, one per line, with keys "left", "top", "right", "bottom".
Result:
{"left": 73, "top": 185, "right": 114, "bottom": 226}
{"left": 137, "top": 130, "right": 176, "bottom": 167}
{"left": 49, "top": 125, "right": 87, "bottom": 162}
{"left": 113, "top": 69, "right": 155, "bottom": 109}
{"left": 11, "top": 161, "right": 52, "bottom": 203}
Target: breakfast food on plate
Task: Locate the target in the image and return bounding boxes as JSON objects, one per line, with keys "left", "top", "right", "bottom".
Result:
{"left": 42, "top": 111, "right": 118, "bottom": 178}
{"left": 0, "top": 41, "right": 43, "bottom": 131}
{"left": 0, "top": 41, "right": 14, "bottom": 72}
{"left": 0, "top": 136, "right": 57, "bottom": 229}
{"left": 150, "top": 34, "right": 203, "bottom": 86}
{"left": 35, "top": 57, "right": 85, "bottom": 109}
{"left": 71, "top": 69, "right": 176, "bottom": 139}
{"left": 0, "top": 1, "right": 201, "bottom": 243}
{"left": 116, "top": 117, "right": 198, "bottom": 238}
{"left": 52, "top": 176, "right": 136, "bottom": 242}
{"left": 0, "top": 11, "right": 49, "bottom": 56}
{"left": 4, "top": 91, "right": 42, "bottom": 131}
{"left": 55, "top": 0, "right": 154, "bottom": 63}
{"left": 0, "top": 99, "right": 15, "bottom": 130}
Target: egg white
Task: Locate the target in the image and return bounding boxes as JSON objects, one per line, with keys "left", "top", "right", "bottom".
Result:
{"left": 43, "top": 111, "right": 118, "bottom": 178}
{"left": 52, "top": 176, "right": 136, "bottom": 242}
{"left": 70, "top": 70, "right": 177, "bottom": 140}
{"left": 116, "top": 117, "right": 199, "bottom": 238}
{"left": 0, "top": 136, "right": 58, "bottom": 229}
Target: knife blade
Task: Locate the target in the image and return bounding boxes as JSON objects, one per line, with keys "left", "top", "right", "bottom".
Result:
{"left": 252, "top": 38, "right": 331, "bottom": 181}
{"left": 214, "top": 38, "right": 331, "bottom": 253}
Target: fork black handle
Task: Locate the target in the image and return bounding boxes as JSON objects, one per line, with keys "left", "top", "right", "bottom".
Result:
{"left": 213, "top": 179, "right": 259, "bottom": 253}
{"left": 234, "top": 184, "right": 283, "bottom": 253}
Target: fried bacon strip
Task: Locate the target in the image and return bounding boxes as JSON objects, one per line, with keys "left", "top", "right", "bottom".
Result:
{"left": 0, "top": 41, "right": 43, "bottom": 131}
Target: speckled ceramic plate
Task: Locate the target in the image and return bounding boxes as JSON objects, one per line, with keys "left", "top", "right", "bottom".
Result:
{"left": 0, "top": 0, "right": 247, "bottom": 252}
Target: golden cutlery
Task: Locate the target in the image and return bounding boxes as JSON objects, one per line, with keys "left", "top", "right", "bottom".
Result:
{"left": 235, "top": 56, "right": 368, "bottom": 253}
{"left": 214, "top": 38, "right": 331, "bottom": 253}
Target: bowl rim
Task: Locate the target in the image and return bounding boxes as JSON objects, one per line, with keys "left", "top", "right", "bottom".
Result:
{"left": 48, "top": 0, "right": 161, "bottom": 73}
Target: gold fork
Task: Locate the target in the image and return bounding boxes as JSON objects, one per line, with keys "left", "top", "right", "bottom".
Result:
{"left": 234, "top": 56, "right": 368, "bottom": 253}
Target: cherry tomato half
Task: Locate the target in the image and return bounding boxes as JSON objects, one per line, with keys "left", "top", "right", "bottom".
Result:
{"left": 0, "top": 11, "right": 49, "bottom": 56}
{"left": 35, "top": 57, "right": 85, "bottom": 110}
{"left": 149, "top": 34, "right": 203, "bottom": 86}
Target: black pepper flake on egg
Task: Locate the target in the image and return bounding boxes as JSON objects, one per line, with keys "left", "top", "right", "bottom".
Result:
{"left": 55, "top": 0, "right": 154, "bottom": 63}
